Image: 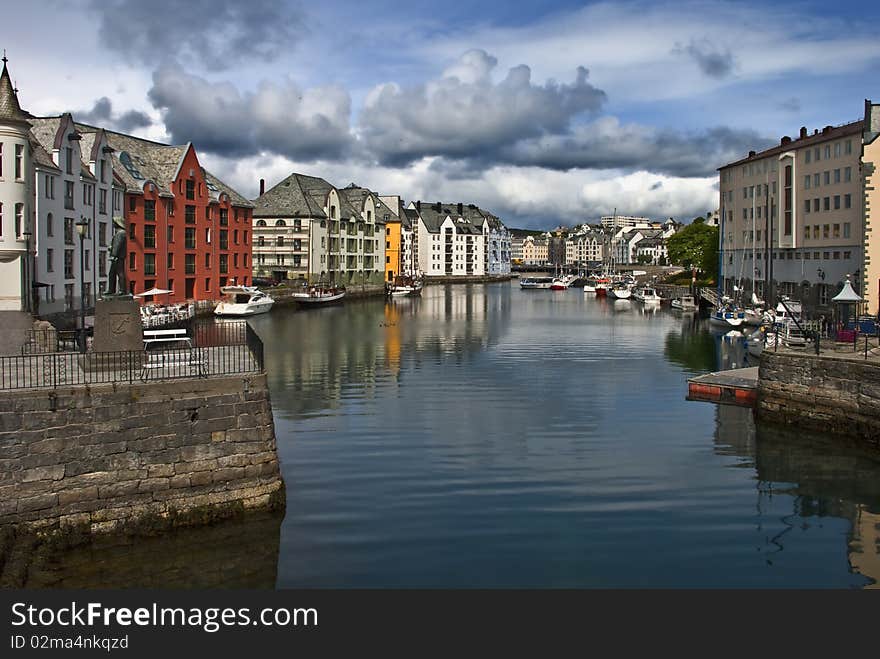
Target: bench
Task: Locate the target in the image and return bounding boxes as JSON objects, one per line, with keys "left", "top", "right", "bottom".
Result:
{"left": 143, "top": 328, "right": 192, "bottom": 350}
{"left": 140, "top": 347, "right": 207, "bottom": 380}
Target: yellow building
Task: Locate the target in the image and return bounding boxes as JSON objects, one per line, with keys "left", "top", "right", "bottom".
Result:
{"left": 384, "top": 215, "right": 402, "bottom": 282}
{"left": 863, "top": 99, "right": 880, "bottom": 315}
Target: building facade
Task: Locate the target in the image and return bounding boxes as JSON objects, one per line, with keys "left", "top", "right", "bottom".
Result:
{"left": 863, "top": 100, "right": 880, "bottom": 315}
{"left": 600, "top": 214, "right": 651, "bottom": 230}
{"left": 410, "top": 201, "right": 487, "bottom": 276}
{"left": 719, "top": 121, "right": 864, "bottom": 313}
{"left": 521, "top": 235, "right": 548, "bottom": 265}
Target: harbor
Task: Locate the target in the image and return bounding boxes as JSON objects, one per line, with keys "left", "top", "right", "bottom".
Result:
{"left": 4, "top": 281, "right": 879, "bottom": 588}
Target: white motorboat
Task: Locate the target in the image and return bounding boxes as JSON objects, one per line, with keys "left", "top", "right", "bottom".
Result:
{"left": 670, "top": 294, "right": 697, "bottom": 311}
{"left": 633, "top": 286, "right": 661, "bottom": 304}
{"left": 609, "top": 283, "right": 632, "bottom": 299}
{"left": 550, "top": 274, "right": 577, "bottom": 290}
{"left": 214, "top": 286, "right": 275, "bottom": 316}
{"left": 292, "top": 284, "right": 346, "bottom": 305}
{"left": 520, "top": 277, "right": 554, "bottom": 289}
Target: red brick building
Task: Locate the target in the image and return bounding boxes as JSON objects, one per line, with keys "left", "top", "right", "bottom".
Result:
{"left": 74, "top": 125, "right": 252, "bottom": 304}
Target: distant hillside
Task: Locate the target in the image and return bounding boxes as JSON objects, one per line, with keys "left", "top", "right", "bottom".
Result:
{"left": 508, "top": 228, "right": 548, "bottom": 237}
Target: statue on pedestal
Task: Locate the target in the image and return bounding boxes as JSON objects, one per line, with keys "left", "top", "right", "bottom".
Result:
{"left": 106, "top": 216, "right": 128, "bottom": 297}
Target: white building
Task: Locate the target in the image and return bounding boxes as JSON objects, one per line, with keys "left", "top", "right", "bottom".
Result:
{"left": 410, "top": 201, "right": 487, "bottom": 276}
{"left": 0, "top": 57, "right": 34, "bottom": 312}
{"left": 600, "top": 214, "right": 651, "bottom": 230}
{"left": 29, "top": 114, "right": 123, "bottom": 317}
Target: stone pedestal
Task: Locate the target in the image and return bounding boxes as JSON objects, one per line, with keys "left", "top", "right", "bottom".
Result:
{"left": 94, "top": 296, "right": 143, "bottom": 352}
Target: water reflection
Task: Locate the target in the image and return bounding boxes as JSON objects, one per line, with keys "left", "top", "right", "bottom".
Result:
{"left": 713, "top": 406, "right": 880, "bottom": 588}
{"left": 3, "top": 512, "right": 283, "bottom": 588}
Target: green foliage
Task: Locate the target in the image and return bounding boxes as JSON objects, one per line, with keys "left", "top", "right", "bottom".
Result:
{"left": 666, "top": 221, "right": 718, "bottom": 279}
{"left": 636, "top": 254, "right": 654, "bottom": 264}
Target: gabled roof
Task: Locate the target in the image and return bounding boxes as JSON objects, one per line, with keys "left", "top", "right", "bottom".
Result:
{"left": 29, "top": 116, "right": 99, "bottom": 181}
{"left": 254, "top": 172, "right": 335, "bottom": 218}
{"left": 0, "top": 57, "right": 29, "bottom": 125}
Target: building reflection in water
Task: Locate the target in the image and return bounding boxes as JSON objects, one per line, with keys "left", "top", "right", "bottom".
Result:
{"left": 714, "top": 405, "right": 880, "bottom": 588}
{"left": 2, "top": 512, "right": 283, "bottom": 588}
{"left": 252, "top": 283, "right": 511, "bottom": 418}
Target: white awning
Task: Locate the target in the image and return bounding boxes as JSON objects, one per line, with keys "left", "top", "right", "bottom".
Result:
{"left": 832, "top": 278, "right": 862, "bottom": 303}
{"left": 134, "top": 287, "right": 173, "bottom": 297}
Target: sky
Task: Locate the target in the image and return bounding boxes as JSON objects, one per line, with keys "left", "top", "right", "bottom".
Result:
{"left": 3, "top": 0, "right": 879, "bottom": 229}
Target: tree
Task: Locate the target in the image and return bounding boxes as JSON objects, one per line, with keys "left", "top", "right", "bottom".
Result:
{"left": 666, "top": 222, "right": 718, "bottom": 278}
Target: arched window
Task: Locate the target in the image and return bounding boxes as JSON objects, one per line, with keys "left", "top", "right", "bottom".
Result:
{"left": 275, "top": 219, "right": 286, "bottom": 227}
{"left": 258, "top": 236, "right": 265, "bottom": 246}
{"left": 330, "top": 205, "right": 336, "bottom": 219}
{"left": 277, "top": 236, "right": 284, "bottom": 247}
{"left": 256, "top": 219, "right": 267, "bottom": 227}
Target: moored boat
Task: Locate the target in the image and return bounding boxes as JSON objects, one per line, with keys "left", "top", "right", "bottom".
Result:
{"left": 292, "top": 284, "right": 346, "bottom": 305}
{"left": 670, "top": 294, "right": 697, "bottom": 311}
{"left": 214, "top": 286, "right": 275, "bottom": 317}
{"left": 521, "top": 277, "right": 554, "bottom": 289}
{"left": 387, "top": 274, "right": 423, "bottom": 297}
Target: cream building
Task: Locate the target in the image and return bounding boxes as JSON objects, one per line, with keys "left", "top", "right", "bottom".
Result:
{"left": 863, "top": 100, "right": 880, "bottom": 315}
{"left": 521, "top": 235, "right": 548, "bottom": 265}
{"left": 718, "top": 121, "right": 864, "bottom": 312}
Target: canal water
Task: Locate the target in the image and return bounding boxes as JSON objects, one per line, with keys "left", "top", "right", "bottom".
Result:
{"left": 13, "top": 282, "right": 879, "bottom": 588}
{"left": 249, "top": 282, "right": 880, "bottom": 588}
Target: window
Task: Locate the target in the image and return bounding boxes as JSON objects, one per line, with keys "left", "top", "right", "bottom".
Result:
{"left": 205, "top": 206, "right": 211, "bottom": 220}
{"left": 99, "top": 251, "right": 106, "bottom": 277}
{"left": 833, "top": 224, "right": 840, "bottom": 238}
{"left": 185, "top": 254, "right": 195, "bottom": 274}
{"left": 813, "top": 225, "right": 819, "bottom": 239}
{"left": 804, "top": 200, "right": 811, "bottom": 214}
{"left": 258, "top": 236, "right": 265, "bottom": 247}
{"left": 45, "top": 175, "right": 55, "bottom": 198}
{"left": 98, "top": 222, "right": 106, "bottom": 247}
{"left": 65, "top": 284, "right": 74, "bottom": 311}
{"left": 99, "top": 189, "right": 107, "bottom": 214}
{"left": 205, "top": 277, "right": 210, "bottom": 292}
{"left": 84, "top": 249, "right": 90, "bottom": 270}
{"left": 64, "top": 181, "right": 74, "bottom": 210}
{"left": 844, "top": 194, "right": 851, "bottom": 209}
{"left": 834, "top": 169, "right": 840, "bottom": 184}
{"left": 834, "top": 195, "right": 840, "bottom": 210}
{"left": 65, "top": 147, "right": 73, "bottom": 174}
{"left": 243, "top": 231, "right": 248, "bottom": 245}
{"left": 128, "top": 252, "right": 136, "bottom": 270}
{"left": 220, "top": 209, "right": 229, "bottom": 226}
{"left": 167, "top": 225, "right": 174, "bottom": 243}
{"left": 814, "top": 147, "right": 820, "bottom": 161}
{"left": 805, "top": 150, "right": 811, "bottom": 164}
{"left": 220, "top": 230, "right": 228, "bottom": 249}
{"left": 835, "top": 142, "right": 841, "bottom": 158}
{"left": 845, "top": 140, "right": 852, "bottom": 155}
{"left": 46, "top": 248, "right": 54, "bottom": 272}
{"left": 144, "top": 253, "right": 156, "bottom": 276}
{"left": 256, "top": 219, "right": 266, "bottom": 227}
{"left": 804, "top": 175, "right": 810, "bottom": 189}
{"left": 823, "top": 171, "right": 830, "bottom": 185}
{"left": 185, "top": 227, "right": 196, "bottom": 249}
{"left": 233, "top": 229, "right": 238, "bottom": 245}
{"left": 46, "top": 213, "right": 54, "bottom": 237}
{"left": 824, "top": 145, "right": 830, "bottom": 159}
{"left": 205, "top": 228, "right": 211, "bottom": 244}
{"left": 844, "top": 251, "right": 851, "bottom": 259}
{"left": 129, "top": 223, "right": 136, "bottom": 240}
{"left": 813, "top": 198, "right": 819, "bottom": 212}
{"left": 185, "top": 205, "right": 195, "bottom": 224}
{"left": 814, "top": 173, "right": 820, "bottom": 187}
{"left": 219, "top": 254, "right": 228, "bottom": 274}
{"left": 129, "top": 196, "right": 136, "bottom": 213}
{"left": 186, "top": 179, "right": 194, "bottom": 200}
{"left": 844, "top": 223, "right": 851, "bottom": 238}
{"left": 64, "top": 218, "right": 74, "bottom": 245}
{"left": 275, "top": 235, "right": 283, "bottom": 247}
{"left": 844, "top": 167, "right": 852, "bottom": 183}
{"left": 64, "top": 250, "right": 74, "bottom": 279}
{"left": 144, "top": 224, "right": 156, "bottom": 248}
{"left": 144, "top": 200, "right": 155, "bottom": 221}
{"left": 804, "top": 225, "right": 810, "bottom": 240}
{"left": 823, "top": 197, "right": 830, "bottom": 211}
{"left": 113, "top": 190, "right": 122, "bottom": 212}
{"left": 823, "top": 224, "right": 829, "bottom": 239}
{"left": 204, "top": 253, "right": 211, "bottom": 269}
{"left": 233, "top": 253, "right": 238, "bottom": 268}
{"left": 12, "top": 143, "right": 22, "bottom": 180}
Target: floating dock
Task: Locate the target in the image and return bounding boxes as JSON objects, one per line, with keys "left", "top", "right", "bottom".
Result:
{"left": 687, "top": 367, "right": 759, "bottom": 407}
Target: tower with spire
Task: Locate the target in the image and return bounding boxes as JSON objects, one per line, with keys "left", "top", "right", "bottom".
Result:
{"left": 0, "top": 52, "right": 34, "bottom": 311}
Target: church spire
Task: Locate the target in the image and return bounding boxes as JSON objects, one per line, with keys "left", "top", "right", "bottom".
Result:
{"left": 0, "top": 53, "right": 30, "bottom": 125}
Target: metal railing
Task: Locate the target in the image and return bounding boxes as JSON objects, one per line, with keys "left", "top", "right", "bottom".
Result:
{"left": 0, "top": 320, "right": 263, "bottom": 391}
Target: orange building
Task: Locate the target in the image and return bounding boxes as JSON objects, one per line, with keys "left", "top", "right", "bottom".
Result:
{"left": 384, "top": 214, "right": 402, "bottom": 282}
{"left": 74, "top": 126, "right": 254, "bottom": 304}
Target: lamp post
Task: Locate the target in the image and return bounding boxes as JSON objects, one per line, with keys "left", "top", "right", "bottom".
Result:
{"left": 75, "top": 215, "right": 90, "bottom": 352}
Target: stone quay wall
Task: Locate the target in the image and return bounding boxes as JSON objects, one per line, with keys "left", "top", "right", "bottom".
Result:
{"left": 0, "top": 373, "right": 284, "bottom": 536}
{"left": 757, "top": 351, "right": 880, "bottom": 448}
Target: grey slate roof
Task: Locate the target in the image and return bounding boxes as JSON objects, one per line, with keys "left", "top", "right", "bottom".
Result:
{"left": 253, "top": 172, "right": 333, "bottom": 218}
{"left": 411, "top": 201, "right": 493, "bottom": 234}
{"left": 29, "top": 137, "right": 59, "bottom": 172}
{"left": 29, "top": 116, "right": 98, "bottom": 180}
{"left": 69, "top": 121, "right": 252, "bottom": 207}
{"left": 0, "top": 59, "right": 29, "bottom": 125}
{"left": 402, "top": 207, "right": 418, "bottom": 230}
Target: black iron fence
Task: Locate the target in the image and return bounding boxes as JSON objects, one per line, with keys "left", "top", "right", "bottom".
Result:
{"left": 0, "top": 321, "right": 264, "bottom": 391}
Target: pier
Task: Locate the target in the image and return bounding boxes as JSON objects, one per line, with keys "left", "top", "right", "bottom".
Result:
{"left": 687, "top": 367, "right": 759, "bottom": 407}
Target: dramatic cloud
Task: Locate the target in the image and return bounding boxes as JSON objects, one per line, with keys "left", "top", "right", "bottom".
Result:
{"left": 89, "top": 0, "right": 304, "bottom": 71}
{"left": 74, "top": 97, "right": 153, "bottom": 133}
{"left": 147, "top": 64, "right": 353, "bottom": 161}
{"left": 358, "top": 49, "right": 607, "bottom": 166}
{"left": 448, "top": 117, "right": 774, "bottom": 177}
{"left": 674, "top": 39, "right": 736, "bottom": 78}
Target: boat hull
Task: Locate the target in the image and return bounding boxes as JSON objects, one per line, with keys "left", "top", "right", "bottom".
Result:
{"left": 214, "top": 300, "right": 274, "bottom": 316}
{"left": 293, "top": 292, "right": 346, "bottom": 304}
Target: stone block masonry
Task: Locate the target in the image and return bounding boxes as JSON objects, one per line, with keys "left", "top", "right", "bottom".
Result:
{"left": 757, "top": 351, "right": 880, "bottom": 449}
{"left": 0, "top": 373, "right": 284, "bottom": 536}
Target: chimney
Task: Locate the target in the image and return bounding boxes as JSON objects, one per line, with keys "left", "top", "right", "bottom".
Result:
{"left": 814, "top": 129, "right": 819, "bottom": 135}
{"left": 259, "top": 178, "right": 265, "bottom": 196}
{"left": 748, "top": 150, "right": 756, "bottom": 158}
{"left": 434, "top": 202, "right": 441, "bottom": 212}
{"left": 457, "top": 202, "right": 463, "bottom": 215}
{"left": 823, "top": 125, "right": 832, "bottom": 134}
{"left": 799, "top": 126, "right": 807, "bottom": 139}
{"left": 780, "top": 136, "right": 791, "bottom": 145}
{"left": 416, "top": 200, "right": 421, "bottom": 212}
